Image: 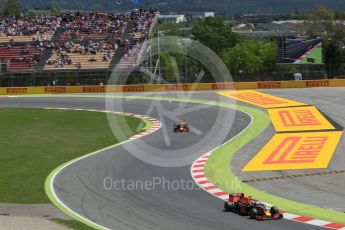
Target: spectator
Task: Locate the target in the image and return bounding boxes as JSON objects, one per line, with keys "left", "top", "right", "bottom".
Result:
{"left": 0, "top": 16, "right": 61, "bottom": 38}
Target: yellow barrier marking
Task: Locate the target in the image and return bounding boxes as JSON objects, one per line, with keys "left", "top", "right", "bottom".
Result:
{"left": 218, "top": 90, "right": 306, "bottom": 108}
{"left": 268, "top": 106, "right": 335, "bottom": 132}
{"left": 242, "top": 131, "right": 343, "bottom": 171}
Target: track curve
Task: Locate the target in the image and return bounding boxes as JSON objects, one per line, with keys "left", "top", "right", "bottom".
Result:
{"left": 0, "top": 94, "right": 322, "bottom": 230}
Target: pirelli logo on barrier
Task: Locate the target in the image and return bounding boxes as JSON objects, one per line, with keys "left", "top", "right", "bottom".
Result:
{"left": 212, "top": 83, "right": 235, "bottom": 90}
{"left": 6, "top": 88, "right": 27, "bottom": 94}
{"left": 306, "top": 80, "right": 330, "bottom": 87}
{"left": 268, "top": 106, "right": 335, "bottom": 132}
{"left": 122, "top": 86, "right": 145, "bottom": 92}
{"left": 45, "top": 87, "right": 66, "bottom": 94}
{"left": 242, "top": 132, "right": 343, "bottom": 171}
{"left": 218, "top": 90, "right": 306, "bottom": 108}
{"left": 83, "top": 86, "right": 106, "bottom": 93}
{"left": 165, "top": 85, "right": 188, "bottom": 91}
{"left": 258, "top": 82, "right": 281, "bottom": 89}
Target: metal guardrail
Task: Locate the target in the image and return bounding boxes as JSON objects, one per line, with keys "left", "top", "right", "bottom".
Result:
{"left": 136, "top": 14, "right": 159, "bottom": 66}
{"left": 148, "top": 14, "right": 159, "bottom": 39}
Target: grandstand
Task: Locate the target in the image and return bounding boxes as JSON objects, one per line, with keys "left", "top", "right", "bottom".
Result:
{"left": 0, "top": 9, "right": 158, "bottom": 87}
{"left": 0, "top": 45, "right": 44, "bottom": 72}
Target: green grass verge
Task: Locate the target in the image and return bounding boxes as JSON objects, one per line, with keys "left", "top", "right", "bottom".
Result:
{"left": 0, "top": 108, "right": 146, "bottom": 204}
{"left": 204, "top": 103, "right": 345, "bottom": 224}
{"left": 300, "top": 46, "right": 323, "bottom": 64}
{"left": 52, "top": 219, "right": 96, "bottom": 230}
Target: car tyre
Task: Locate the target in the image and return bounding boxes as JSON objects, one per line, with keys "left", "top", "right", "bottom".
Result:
{"left": 224, "top": 202, "right": 232, "bottom": 212}
{"left": 249, "top": 207, "right": 257, "bottom": 219}
{"left": 270, "top": 206, "right": 279, "bottom": 216}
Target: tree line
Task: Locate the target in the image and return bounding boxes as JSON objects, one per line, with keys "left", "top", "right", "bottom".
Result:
{"left": 0, "top": 0, "right": 61, "bottom": 17}
{"left": 301, "top": 5, "right": 345, "bottom": 76}
{"left": 155, "top": 17, "right": 277, "bottom": 82}
{"left": 155, "top": 6, "right": 345, "bottom": 82}
{"left": 0, "top": 0, "right": 22, "bottom": 17}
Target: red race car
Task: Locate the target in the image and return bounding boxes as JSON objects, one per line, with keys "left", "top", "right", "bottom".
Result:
{"left": 224, "top": 193, "right": 283, "bottom": 221}
{"left": 174, "top": 119, "right": 190, "bottom": 132}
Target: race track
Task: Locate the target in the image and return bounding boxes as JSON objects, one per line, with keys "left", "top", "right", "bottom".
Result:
{"left": 0, "top": 92, "right": 324, "bottom": 230}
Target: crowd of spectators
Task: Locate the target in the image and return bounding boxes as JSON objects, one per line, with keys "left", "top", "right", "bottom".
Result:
{"left": 0, "top": 43, "right": 44, "bottom": 71}
{"left": 46, "top": 40, "right": 116, "bottom": 67}
{"left": 50, "top": 40, "right": 116, "bottom": 55}
{"left": 131, "top": 9, "right": 157, "bottom": 38}
{"left": 10, "top": 55, "right": 39, "bottom": 64}
{"left": 0, "top": 16, "right": 61, "bottom": 38}
{"left": 0, "top": 9, "right": 156, "bottom": 41}
{"left": 60, "top": 11, "right": 129, "bottom": 40}
{"left": 0, "top": 9, "right": 157, "bottom": 70}
{"left": 118, "top": 9, "right": 156, "bottom": 60}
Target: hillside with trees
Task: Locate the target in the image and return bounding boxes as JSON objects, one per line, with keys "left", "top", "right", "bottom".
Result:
{"left": 16, "top": 0, "right": 345, "bottom": 16}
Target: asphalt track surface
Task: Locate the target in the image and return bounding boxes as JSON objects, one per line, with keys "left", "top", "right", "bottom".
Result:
{"left": 0, "top": 93, "right": 322, "bottom": 230}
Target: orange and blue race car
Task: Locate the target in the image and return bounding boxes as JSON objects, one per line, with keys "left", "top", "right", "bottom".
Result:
{"left": 224, "top": 193, "right": 283, "bottom": 221}
{"left": 174, "top": 119, "right": 190, "bottom": 132}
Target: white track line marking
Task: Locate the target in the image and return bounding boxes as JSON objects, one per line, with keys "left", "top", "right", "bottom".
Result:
{"left": 47, "top": 108, "right": 162, "bottom": 230}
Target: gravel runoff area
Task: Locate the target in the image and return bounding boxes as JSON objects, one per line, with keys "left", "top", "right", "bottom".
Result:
{"left": 0, "top": 203, "right": 71, "bottom": 219}
{"left": 0, "top": 215, "right": 69, "bottom": 230}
